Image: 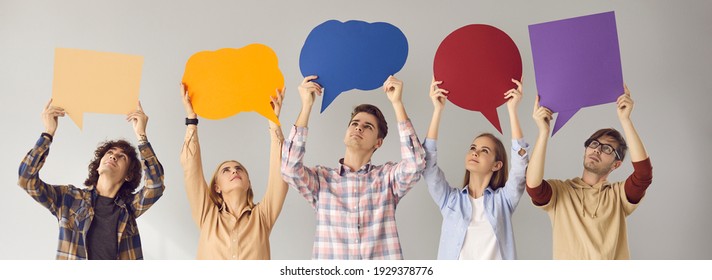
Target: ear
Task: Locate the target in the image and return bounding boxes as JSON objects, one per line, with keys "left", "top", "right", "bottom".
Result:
{"left": 375, "top": 138, "right": 384, "bottom": 149}
{"left": 492, "top": 161, "right": 503, "bottom": 172}
{"left": 611, "top": 160, "right": 623, "bottom": 171}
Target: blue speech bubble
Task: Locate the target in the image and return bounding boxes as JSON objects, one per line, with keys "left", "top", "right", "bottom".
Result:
{"left": 299, "top": 20, "right": 408, "bottom": 112}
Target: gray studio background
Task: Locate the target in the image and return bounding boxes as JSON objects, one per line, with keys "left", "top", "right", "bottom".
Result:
{"left": 2, "top": 0, "right": 710, "bottom": 260}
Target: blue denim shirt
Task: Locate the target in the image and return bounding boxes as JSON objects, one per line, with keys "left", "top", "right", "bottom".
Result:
{"left": 423, "top": 138, "right": 529, "bottom": 260}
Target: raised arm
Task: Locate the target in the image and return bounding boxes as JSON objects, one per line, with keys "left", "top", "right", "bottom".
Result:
{"left": 17, "top": 99, "right": 68, "bottom": 216}
{"left": 423, "top": 79, "right": 453, "bottom": 208}
{"left": 506, "top": 79, "right": 524, "bottom": 142}
{"left": 179, "top": 84, "right": 213, "bottom": 226}
{"left": 426, "top": 78, "right": 448, "bottom": 140}
{"left": 382, "top": 76, "right": 426, "bottom": 199}
{"left": 126, "top": 102, "right": 165, "bottom": 217}
{"left": 526, "top": 95, "right": 553, "bottom": 189}
{"left": 617, "top": 84, "right": 652, "bottom": 204}
{"left": 261, "top": 88, "right": 289, "bottom": 224}
{"left": 502, "top": 79, "right": 530, "bottom": 206}
{"left": 295, "top": 75, "right": 322, "bottom": 128}
{"left": 281, "top": 79, "right": 323, "bottom": 208}
{"left": 617, "top": 84, "right": 648, "bottom": 161}
{"left": 383, "top": 75, "right": 409, "bottom": 122}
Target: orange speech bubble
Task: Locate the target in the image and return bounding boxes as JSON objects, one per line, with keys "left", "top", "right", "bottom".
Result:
{"left": 51, "top": 48, "right": 144, "bottom": 130}
{"left": 182, "top": 44, "right": 284, "bottom": 125}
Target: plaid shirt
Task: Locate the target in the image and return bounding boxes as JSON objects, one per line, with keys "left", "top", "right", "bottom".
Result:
{"left": 281, "top": 119, "right": 425, "bottom": 259}
{"left": 17, "top": 134, "right": 165, "bottom": 260}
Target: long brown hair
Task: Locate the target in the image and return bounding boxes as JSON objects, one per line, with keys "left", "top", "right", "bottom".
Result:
{"left": 461, "top": 133, "right": 508, "bottom": 190}
{"left": 84, "top": 139, "right": 142, "bottom": 202}
{"left": 208, "top": 160, "right": 255, "bottom": 210}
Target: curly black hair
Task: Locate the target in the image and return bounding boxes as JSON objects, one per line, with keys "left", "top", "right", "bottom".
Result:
{"left": 84, "top": 139, "right": 142, "bottom": 201}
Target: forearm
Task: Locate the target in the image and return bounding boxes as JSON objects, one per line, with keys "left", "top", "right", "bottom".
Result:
{"left": 18, "top": 134, "right": 61, "bottom": 214}
{"left": 265, "top": 124, "right": 289, "bottom": 220}
{"left": 132, "top": 142, "right": 165, "bottom": 216}
{"left": 426, "top": 109, "right": 442, "bottom": 140}
{"left": 526, "top": 131, "right": 548, "bottom": 188}
{"left": 295, "top": 104, "right": 313, "bottom": 127}
{"left": 392, "top": 101, "right": 408, "bottom": 123}
{"left": 620, "top": 118, "right": 648, "bottom": 162}
{"left": 509, "top": 110, "right": 523, "bottom": 140}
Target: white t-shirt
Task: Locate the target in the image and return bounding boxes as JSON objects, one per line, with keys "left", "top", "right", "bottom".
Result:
{"left": 458, "top": 195, "right": 502, "bottom": 260}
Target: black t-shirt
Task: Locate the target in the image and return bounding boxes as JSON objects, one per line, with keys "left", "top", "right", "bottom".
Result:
{"left": 86, "top": 195, "right": 120, "bottom": 260}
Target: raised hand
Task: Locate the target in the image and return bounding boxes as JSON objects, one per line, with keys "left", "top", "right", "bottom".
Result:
{"left": 270, "top": 87, "right": 286, "bottom": 118}
{"left": 298, "top": 75, "right": 322, "bottom": 108}
{"left": 383, "top": 75, "right": 403, "bottom": 104}
{"left": 126, "top": 101, "right": 149, "bottom": 141}
{"left": 616, "top": 84, "right": 634, "bottom": 121}
{"left": 41, "top": 98, "right": 65, "bottom": 137}
{"left": 429, "top": 78, "right": 449, "bottom": 112}
{"left": 505, "top": 78, "right": 524, "bottom": 113}
{"left": 533, "top": 95, "right": 553, "bottom": 134}
{"left": 181, "top": 83, "right": 197, "bottom": 119}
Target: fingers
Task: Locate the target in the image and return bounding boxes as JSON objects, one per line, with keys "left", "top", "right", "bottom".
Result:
{"left": 137, "top": 100, "right": 144, "bottom": 112}
{"left": 511, "top": 78, "right": 523, "bottom": 91}
{"left": 302, "top": 75, "right": 318, "bottom": 84}
{"left": 624, "top": 83, "right": 630, "bottom": 96}
{"left": 45, "top": 98, "right": 53, "bottom": 110}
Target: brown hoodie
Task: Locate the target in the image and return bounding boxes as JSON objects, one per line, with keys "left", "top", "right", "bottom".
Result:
{"left": 528, "top": 158, "right": 653, "bottom": 259}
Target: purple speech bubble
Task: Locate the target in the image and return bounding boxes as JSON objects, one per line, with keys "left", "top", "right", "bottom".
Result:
{"left": 529, "top": 11, "right": 624, "bottom": 136}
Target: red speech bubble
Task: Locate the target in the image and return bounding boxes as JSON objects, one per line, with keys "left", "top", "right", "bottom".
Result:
{"left": 434, "top": 24, "right": 522, "bottom": 134}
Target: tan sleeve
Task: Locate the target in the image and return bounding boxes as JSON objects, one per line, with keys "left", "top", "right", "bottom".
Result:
{"left": 180, "top": 125, "right": 214, "bottom": 227}
{"left": 256, "top": 126, "right": 288, "bottom": 230}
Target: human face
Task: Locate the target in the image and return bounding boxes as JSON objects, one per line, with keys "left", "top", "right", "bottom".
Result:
{"left": 464, "top": 136, "right": 502, "bottom": 174}
{"left": 344, "top": 112, "right": 382, "bottom": 151}
{"left": 215, "top": 161, "right": 249, "bottom": 195}
{"left": 97, "top": 147, "right": 130, "bottom": 179}
{"left": 583, "top": 136, "right": 621, "bottom": 175}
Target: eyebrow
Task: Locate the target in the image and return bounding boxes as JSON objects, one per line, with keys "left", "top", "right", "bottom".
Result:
{"left": 470, "top": 144, "right": 491, "bottom": 150}
{"left": 351, "top": 119, "right": 375, "bottom": 127}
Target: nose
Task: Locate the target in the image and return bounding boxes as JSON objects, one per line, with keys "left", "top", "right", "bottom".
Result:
{"left": 355, "top": 126, "right": 363, "bottom": 132}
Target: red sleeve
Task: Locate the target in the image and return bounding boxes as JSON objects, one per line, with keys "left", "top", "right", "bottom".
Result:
{"left": 624, "top": 157, "right": 653, "bottom": 204}
{"left": 527, "top": 180, "right": 552, "bottom": 206}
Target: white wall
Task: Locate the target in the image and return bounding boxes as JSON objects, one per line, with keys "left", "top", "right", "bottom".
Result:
{"left": 1, "top": 0, "right": 710, "bottom": 259}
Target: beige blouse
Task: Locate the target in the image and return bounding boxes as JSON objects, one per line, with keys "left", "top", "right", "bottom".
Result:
{"left": 180, "top": 125, "right": 287, "bottom": 260}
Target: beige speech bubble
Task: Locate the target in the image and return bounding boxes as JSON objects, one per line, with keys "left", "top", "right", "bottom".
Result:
{"left": 51, "top": 48, "right": 143, "bottom": 129}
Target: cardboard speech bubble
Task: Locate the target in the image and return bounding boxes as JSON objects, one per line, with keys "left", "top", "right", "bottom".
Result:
{"left": 299, "top": 20, "right": 408, "bottom": 113}
{"left": 433, "top": 24, "right": 522, "bottom": 134}
{"left": 182, "top": 44, "right": 284, "bottom": 125}
{"left": 529, "top": 11, "right": 624, "bottom": 136}
{"left": 51, "top": 48, "right": 144, "bottom": 130}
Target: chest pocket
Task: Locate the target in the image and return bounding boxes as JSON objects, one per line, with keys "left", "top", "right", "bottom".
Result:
{"left": 60, "top": 200, "right": 91, "bottom": 231}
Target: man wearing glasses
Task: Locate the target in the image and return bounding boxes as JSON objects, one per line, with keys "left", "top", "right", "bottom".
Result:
{"left": 525, "top": 85, "right": 653, "bottom": 259}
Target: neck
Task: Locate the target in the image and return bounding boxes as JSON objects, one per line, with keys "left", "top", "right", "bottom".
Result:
{"left": 343, "top": 148, "right": 373, "bottom": 171}
{"left": 581, "top": 170, "right": 608, "bottom": 186}
{"left": 222, "top": 191, "right": 249, "bottom": 216}
{"left": 467, "top": 172, "right": 492, "bottom": 199}
{"left": 95, "top": 175, "right": 122, "bottom": 198}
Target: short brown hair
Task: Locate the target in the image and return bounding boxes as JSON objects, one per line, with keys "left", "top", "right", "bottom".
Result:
{"left": 84, "top": 140, "right": 142, "bottom": 202}
{"left": 585, "top": 128, "right": 627, "bottom": 161}
{"left": 461, "top": 133, "right": 508, "bottom": 190}
{"left": 349, "top": 104, "right": 388, "bottom": 140}
{"left": 208, "top": 160, "right": 255, "bottom": 210}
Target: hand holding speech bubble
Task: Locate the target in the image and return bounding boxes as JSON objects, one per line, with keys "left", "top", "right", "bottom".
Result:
{"left": 299, "top": 20, "right": 408, "bottom": 113}
{"left": 182, "top": 44, "right": 284, "bottom": 125}
{"left": 529, "top": 11, "right": 624, "bottom": 136}
{"left": 51, "top": 48, "right": 143, "bottom": 130}
{"left": 433, "top": 24, "right": 522, "bottom": 134}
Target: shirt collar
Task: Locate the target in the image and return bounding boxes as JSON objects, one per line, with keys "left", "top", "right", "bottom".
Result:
{"left": 338, "top": 158, "right": 372, "bottom": 175}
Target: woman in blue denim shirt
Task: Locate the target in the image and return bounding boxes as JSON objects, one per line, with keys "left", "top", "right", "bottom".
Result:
{"left": 422, "top": 78, "right": 529, "bottom": 259}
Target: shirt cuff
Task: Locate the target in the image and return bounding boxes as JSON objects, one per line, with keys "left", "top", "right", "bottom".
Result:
{"left": 397, "top": 119, "right": 415, "bottom": 136}
{"left": 423, "top": 138, "right": 437, "bottom": 151}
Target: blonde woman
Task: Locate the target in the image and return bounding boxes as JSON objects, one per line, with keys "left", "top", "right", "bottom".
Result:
{"left": 180, "top": 84, "right": 288, "bottom": 259}
{"left": 423, "top": 79, "right": 529, "bottom": 259}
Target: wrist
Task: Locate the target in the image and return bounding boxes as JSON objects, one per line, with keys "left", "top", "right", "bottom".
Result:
{"left": 137, "top": 133, "right": 148, "bottom": 144}
{"left": 187, "top": 113, "right": 197, "bottom": 119}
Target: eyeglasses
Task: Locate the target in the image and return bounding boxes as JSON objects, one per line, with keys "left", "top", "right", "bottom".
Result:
{"left": 586, "top": 139, "right": 621, "bottom": 160}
